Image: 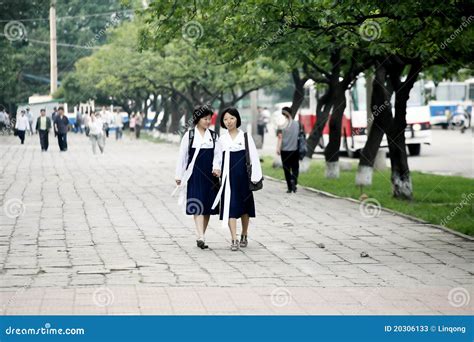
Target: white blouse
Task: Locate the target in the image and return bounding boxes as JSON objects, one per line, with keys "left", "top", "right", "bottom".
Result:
{"left": 173, "top": 127, "right": 220, "bottom": 213}
{"left": 212, "top": 129, "right": 263, "bottom": 226}
{"left": 175, "top": 127, "right": 220, "bottom": 180}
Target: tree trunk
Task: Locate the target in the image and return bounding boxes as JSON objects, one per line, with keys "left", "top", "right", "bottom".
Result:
{"left": 356, "top": 64, "right": 393, "bottom": 186}
{"left": 290, "top": 68, "right": 308, "bottom": 118}
{"left": 158, "top": 95, "right": 170, "bottom": 133}
{"left": 386, "top": 59, "right": 421, "bottom": 200}
{"left": 305, "top": 90, "right": 331, "bottom": 158}
{"left": 324, "top": 85, "right": 346, "bottom": 178}
{"left": 149, "top": 93, "right": 162, "bottom": 131}
{"left": 168, "top": 91, "right": 181, "bottom": 134}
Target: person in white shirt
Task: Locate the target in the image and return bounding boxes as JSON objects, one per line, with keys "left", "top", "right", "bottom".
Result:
{"left": 88, "top": 112, "right": 105, "bottom": 154}
{"left": 15, "top": 110, "right": 30, "bottom": 144}
{"left": 212, "top": 107, "right": 263, "bottom": 251}
{"left": 26, "top": 108, "right": 33, "bottom": 135}
{"left": 174, "top": 106, "right": 221, "bottom": 250}
{"left": 0, "top": 106, "right": 6, "bottom": 132}
{"left": 114, "top": 110, "right": 123, "bottom": 140}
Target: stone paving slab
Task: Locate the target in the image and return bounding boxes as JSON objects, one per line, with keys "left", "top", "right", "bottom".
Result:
{"left": 0, "top": 133, "right": 472, "bottom": 315}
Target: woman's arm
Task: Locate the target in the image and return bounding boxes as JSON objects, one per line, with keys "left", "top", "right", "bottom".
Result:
{"left": 175, "top": 132, "right": 189, "bottom": 184}
{"left": 212, "top": 136, "right": 222, "bottom": 177}
{"left": 276, "top": 131, "right": 282, "bottom": 155}
{"left": 247, "top": 134, "right": 263, "bottom": 182}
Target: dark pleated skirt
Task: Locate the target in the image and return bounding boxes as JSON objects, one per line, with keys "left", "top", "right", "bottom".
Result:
{"left": 186, "top": 147, "right": 220, "bottom": 215}
{"left": 220, "top": 150, "right": 256, "bottom": 220}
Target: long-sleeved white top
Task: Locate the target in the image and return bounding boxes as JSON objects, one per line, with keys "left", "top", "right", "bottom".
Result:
{"left": 15, "top": 115, "right": 30, "bottom": 131}
{"left": 212, "top": 129, "right": 263, "bottom": 226}
{"left": 173, "top": 127, "right": 220, "bottom": 212}
{"left": 89, "top": 117, "right": 104, "bottom": 135}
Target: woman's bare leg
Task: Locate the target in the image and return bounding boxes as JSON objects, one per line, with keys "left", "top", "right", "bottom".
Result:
{"left": 193, "top": 215, "right": 204, "bottom": 240}
{"left": 241, "top": 214, "right": 249, "bottom": 236}
{"left": 228, "top": 218, "right": 237, "bottom": 240}
{"left": 203, "top": 215, "right": 210, "bottom": 234}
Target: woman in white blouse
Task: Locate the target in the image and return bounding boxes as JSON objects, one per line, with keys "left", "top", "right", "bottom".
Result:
{"left": 212, "top": 108, "right": 263, "bottom": 251}
{"left": 175, "top": 106, "right": 221, "bottom": 249}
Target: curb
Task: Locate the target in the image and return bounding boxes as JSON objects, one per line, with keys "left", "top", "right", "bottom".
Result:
{"left": 264, "top": 175, "right": 474, "bottom": 242}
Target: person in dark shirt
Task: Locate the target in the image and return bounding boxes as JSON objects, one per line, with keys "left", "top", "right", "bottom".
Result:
{"left": 54, "top": 107, "right": 69, "bottom": 151}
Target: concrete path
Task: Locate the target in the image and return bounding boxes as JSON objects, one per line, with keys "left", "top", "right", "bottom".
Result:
{"left": 0, "top": 132, "right": 472, "bottom": 315}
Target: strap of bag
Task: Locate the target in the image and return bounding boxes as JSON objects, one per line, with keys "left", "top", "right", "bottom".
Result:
{"left": 188, "top": 129, "right": 194, "bottom": 164}
{"left": 244, "top": 132, "right": 251, "bottom": 168}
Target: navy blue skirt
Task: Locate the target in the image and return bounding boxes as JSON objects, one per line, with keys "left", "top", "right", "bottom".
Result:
{"left": 220, "top": 150, "right": 256, "bottom": 220}
{"left": 186, "top": 147, "right": 220, "bottom": 215}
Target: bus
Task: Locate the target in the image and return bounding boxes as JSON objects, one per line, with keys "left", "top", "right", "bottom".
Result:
{"left": 427, "top": 79, "right": 473, "bottom": 128}
{"left": 288, "top": 76, "right": 432, "bottom": 157}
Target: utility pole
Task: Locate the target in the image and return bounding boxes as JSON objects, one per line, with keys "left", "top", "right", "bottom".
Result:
{"left": 50, "top": 0, "right": 57, "bottom": 95}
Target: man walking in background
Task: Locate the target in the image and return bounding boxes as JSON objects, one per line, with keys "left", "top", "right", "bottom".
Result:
{"left": 36, "top": 108, "right": 51, "bottom": 151}
{"left": 15, "top": 110, "right": 30, "bottom": 144}
{"left": 54, "top": 107, "right": 69, "bottom": 152}
{"left": 276, "top": 106, "right": 300, "bottom": 193}
{"left": 114, "top": 109, "right": 123, "bottom": 140}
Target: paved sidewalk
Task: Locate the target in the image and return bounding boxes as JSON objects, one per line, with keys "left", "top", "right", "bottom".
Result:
{"left": 0, "top": 133, "right": 472, "bottom": 315}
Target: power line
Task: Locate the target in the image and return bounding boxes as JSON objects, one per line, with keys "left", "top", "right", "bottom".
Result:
{"left": 0, "top": 34, "right": 100, "bottom": 50}
{"left": 0, "top": 9, "right": 133, "bottom": 23}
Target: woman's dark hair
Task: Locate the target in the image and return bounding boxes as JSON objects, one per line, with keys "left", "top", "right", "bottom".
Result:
{"left": 282, "top": 106, "right": 292, "bottom": 116}
{"left": 220, "top": 107, "right": 241, "bottom": 129}
{"left": 193, "top": 105, "right": 214, "bottom": 125}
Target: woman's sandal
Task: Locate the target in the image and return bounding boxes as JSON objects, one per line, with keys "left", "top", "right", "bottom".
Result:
{"left": 230, "top": 240, "right": 239, "bottom": 251}
{"left": 240, "top": 235, "right": 248, "bottom": 248}
{"left": 197, "top": 240, "right": 209, "bottom": 249}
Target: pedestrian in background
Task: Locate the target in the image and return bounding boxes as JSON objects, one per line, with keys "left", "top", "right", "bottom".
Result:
{"left": 0, "top": 106, "right": 6, "bottom": 133}
{"left": 129, "top": 113, "right": 136, "bottom": 133}
{"left": 135, "top": 112, "right": 143, "bottom": 139}
{"left": 26, "top": 108, "right": 34, "bottom": 135}
{"left": 276, "top": 106, "right": 300, "bottom": 193}
{"left": 75, "top": 110, "right": 83, "bottom": 134}
{"left": 54, "top": 107, "right": 69, "bottom": 152}
{"left": 15, "top": 110, "right": 30, "bottom": 144}
{"left": 35, "top": 108, "right": 51, "bottom": 151}
{"left": 114, "top": 110, "right": 123, "bottom": 140}
{"left": 51, "top": 107, "right": 58, "bottom": 123}
{"left": 89, "top": 112, "right": 105, "bottom": 154}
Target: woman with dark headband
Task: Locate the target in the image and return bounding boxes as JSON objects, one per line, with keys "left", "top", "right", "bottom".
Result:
{"left": 174, "top": 105, "right": 221, "bottom": 249}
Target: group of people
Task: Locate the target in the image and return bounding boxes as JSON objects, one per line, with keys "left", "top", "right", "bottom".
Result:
{"left": 129, "top": 112, "right": 144, "bottom": 139}
{"left": 11, "top": 106, "right": 129, "bottom": 155}
{"left": 0, "top": 106, "right": 14, "bottom": 134}
{"left": 14, "top": 106, "right": 69, "bottom": 151}
{"left": 175, "top": 105, "right": 302, "bottom": 252}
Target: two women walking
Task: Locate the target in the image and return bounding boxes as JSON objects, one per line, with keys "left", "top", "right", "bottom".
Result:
{"left": 175, "top": 106, "right": 263, "bottom": 251}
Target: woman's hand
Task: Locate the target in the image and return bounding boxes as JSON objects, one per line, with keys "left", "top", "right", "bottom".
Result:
{"left": 212, "top": 169, "right": 221, "bottom": 177}
{"left": 175, "top": 179, "right": 181, "bottom": 186}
